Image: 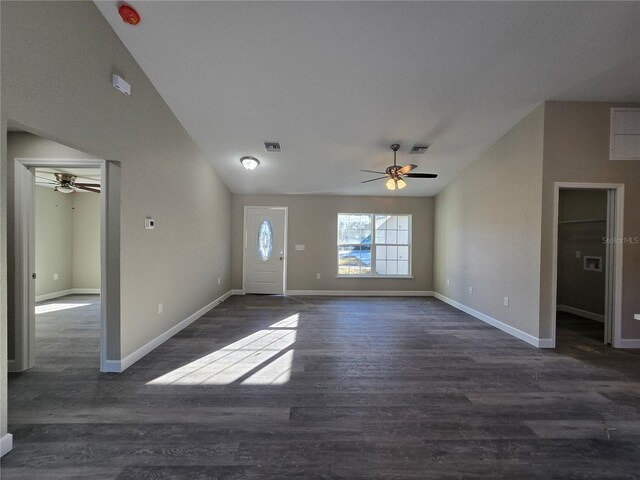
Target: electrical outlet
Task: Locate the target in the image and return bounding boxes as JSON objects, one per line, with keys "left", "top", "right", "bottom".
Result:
{"left": 316, "top": 273, "right": 321, "bottom": 280}
{"left": 217, "top": 277, "right": 221, "bottom": 285}
{"left": 447, "top": 279, "right": 450, "bottom": 286}
{"left": 634, "top": 314, "right": 640, "bottom": 321}
{"left": 158, "top": 303, "right": 163, "bottom": 314}
{"left": 53, "top": 273, "right": 58, "bottom": 281}
{"left": 504, "top": 296, "right": 509, "bottom": 306}
{"left": 575, "top": 251, "right": 581, "bottom": 258}
{"left": 468, "top": 286, "right": 473, "bottom": 295}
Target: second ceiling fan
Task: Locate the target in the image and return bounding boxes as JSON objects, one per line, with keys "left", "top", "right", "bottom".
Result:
{"left": 36, "top": 172, "right": 101, "bottom": 194}
{"left": 362, "top": 144, "right": 437, "bottom": 190}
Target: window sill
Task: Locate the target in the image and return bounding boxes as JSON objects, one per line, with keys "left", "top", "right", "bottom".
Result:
{"left": 336, "top": 275, "right": 414, "bottom": 279}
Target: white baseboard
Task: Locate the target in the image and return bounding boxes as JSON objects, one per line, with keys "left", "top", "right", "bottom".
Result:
{"left": 1, "top": 433, "right": 13, "bottom": 457}
{"left": 71, "top": 288, "right": 101, "bottom": 295}
{"left": 35, "top": 289, "right": 73, "bottom": 302}
{"left": 231, "top": 289, "right": 245, "bottom": 295}
{"left": 618, "top": 339, "right": 640, "bottom": 349}
{"left": 538, "top": 338, "right": 555, "bottom": 348}
{"left": 101, "top": 290, "right": 233, "bottom": 373}
{"left": 557, "top": 305, "right": 604, "bottom": 323}
{"left": 286, "top": 290, "right": 434, "bottom": 297}
{"left": 36, "top": 288, "right": 100, "bottom": 302}
{"left": 7, "top": 359, "right": 21, "bottom": 373}
{"left": 101, "top": 360, "right": 123, "bottom": 373}
{"left": 433, "top": 292, "right": 545, "bottom": 348}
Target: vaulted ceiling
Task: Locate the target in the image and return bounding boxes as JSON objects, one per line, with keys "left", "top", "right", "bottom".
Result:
{"left": 95, "top": 1, "right": 640, "bottom": 196}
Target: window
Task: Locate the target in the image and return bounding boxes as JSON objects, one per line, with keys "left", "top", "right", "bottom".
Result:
{"left": 337, "top": 213, "right": 411, "bottom": 277}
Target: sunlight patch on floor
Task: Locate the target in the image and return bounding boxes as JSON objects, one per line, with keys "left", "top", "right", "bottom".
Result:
{"left": 147, "top": 314, "right": 299, "bottom": 386}
{"left": 35, "top": 303, "right": 91, "bottom": 314}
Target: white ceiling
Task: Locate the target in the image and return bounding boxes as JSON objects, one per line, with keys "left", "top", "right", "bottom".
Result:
{"left": 95, "top": 1, "right": 640, "bottom": 196}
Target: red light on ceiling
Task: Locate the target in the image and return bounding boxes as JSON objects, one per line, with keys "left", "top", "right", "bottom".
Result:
{"left": 118, "top": 3, "right": 140, "bottom": 25}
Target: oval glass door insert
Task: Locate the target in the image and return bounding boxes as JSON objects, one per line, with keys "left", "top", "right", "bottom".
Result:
{"left": 257, "top": 219, "right": 273, "bottom": 261}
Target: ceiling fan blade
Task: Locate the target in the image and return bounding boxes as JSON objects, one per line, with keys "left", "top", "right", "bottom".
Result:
{"left": 39, "top": 171, "right": 100, "bottom": 182}
{"left": 75, "top": 183, "right": 101, "bottom": 187}
{"left": 361, "top": 176, "right": 389, "bottom": 184}
{"left": 360, "top": 169, "right": 386, "bottom": 174}
{"left": 35, "top": 175, "right": 58, "bottom": 183}
{"left": 75, "top": 185, "right": 101, "bottom": 193}
{"left": 398, "top": 164, "right": 417, "bottom": 175}
{"left": 404, "top": 173, "right": 438, "bottom": 178}
{"left": 35, "top": 181, "right": 58, "bottom": 185}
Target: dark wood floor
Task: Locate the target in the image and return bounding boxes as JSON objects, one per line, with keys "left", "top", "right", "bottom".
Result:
{"left": 3, "top": 294, "right": 640, "bottom": 479}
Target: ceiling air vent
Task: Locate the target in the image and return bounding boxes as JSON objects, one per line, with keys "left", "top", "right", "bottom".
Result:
{"left": 410, "top": 144, "right": 430, "bottom": 154}
{"left": 264, "top": 141, "right": 282, "bottom": 153}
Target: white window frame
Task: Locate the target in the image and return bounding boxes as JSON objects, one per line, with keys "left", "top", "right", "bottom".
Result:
{"left": 336, "top": 213, "right": 413, "bottom": 278}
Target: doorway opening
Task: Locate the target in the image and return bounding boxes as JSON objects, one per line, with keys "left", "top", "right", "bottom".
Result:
{"left": 9, "top": 131, "right": 121, "bottom": 373}
{"left": 243, "top": 206, "right": 288, "bottom": 295}
{"left": 33, "top": 166, "right": 102, "bottom": 368}
{"left": 552, "top": 183, "right": 624, "bottom": 347}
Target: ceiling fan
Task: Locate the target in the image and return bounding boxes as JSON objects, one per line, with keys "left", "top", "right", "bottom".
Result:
{"left": 36, "top": 173, "right": 101, "bottom": 194}
{"left": 361, "top": 143, "right": 437, "bottom": 190}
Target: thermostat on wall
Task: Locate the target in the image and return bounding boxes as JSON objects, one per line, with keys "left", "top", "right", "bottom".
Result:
{"left": 145, "top": 217, "right": 155, "bottom": 230}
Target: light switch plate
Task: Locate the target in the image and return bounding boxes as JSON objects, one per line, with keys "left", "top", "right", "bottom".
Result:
{"left": 295, "top": 245, "right": 305, "bottom": 251}
{"left": 634, "top": 314, "right": 640, "bottom": 321}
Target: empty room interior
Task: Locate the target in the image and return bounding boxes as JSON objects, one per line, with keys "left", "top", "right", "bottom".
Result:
{"left": 1, "top": 1, "right": 640, "bottom": 479}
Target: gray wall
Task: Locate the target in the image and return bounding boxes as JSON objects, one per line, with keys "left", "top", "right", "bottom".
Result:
{"left": 34, "top": 186, "right": 101, "bottom": 298}
{"left": 434, "top": 105, "right": 545, "bottom": 338}
{"left": 557, "top": 189, "right": 607, "bottom": 316}
{"left": 72, "top": 191, "right": 101, "bottom": 291}
{"left": 232, "top": 195, "right": 434, "bottom": 292}
{"left": 1, "top": 2, "right": 232, "bottom": 438}
{"left": 35, "top": 186, "right": 74, "bottom": 297}
{"left": 540, "top": 101, "right": 640, "bottom": 340}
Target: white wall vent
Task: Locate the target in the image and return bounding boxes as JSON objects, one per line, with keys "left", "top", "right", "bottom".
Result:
{"left": 610, "top": 108, "right": 640, "bottom": 161}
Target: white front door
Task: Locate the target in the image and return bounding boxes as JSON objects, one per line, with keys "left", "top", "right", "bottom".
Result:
{"left": 244, "top": 207, "right": 286, "bottom": 294}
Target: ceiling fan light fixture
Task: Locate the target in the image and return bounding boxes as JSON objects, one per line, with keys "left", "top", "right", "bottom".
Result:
{"left": 55, "top": 185, "right": 75, "bottom": 194}
{"left": 397, "top": 178, "right": 407, "bottom": 190}
{"left": 240, "top": 156, "right": 260, "bottom": 171}
{"left": 385, "top": 178, "right": 396, "bottom": 191}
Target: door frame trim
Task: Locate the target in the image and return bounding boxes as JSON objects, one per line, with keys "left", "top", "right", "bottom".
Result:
{"left": 551, "top": 182, "right": 624, "bottom": 348}
{"left": 13, "top": 157, "right": 120, "bottom": 372}
{"left": 242, "top": 206, "right": 288, "bottom": 295}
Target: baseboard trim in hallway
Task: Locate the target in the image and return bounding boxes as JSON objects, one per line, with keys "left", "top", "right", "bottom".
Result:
{"left": 35, "top": 288, "right": 101, "bottom": 302}
{"left": 556, "top": 305, "right": 604, "bottom": 323}
{"left": 434, "top": 292, "right": 551, "bottom": 348}
{"left": 0, "top": 433, "right": 13, "bottom": 457}
{"left": 103, "top": 290, "right": 233, "bottom": 373}
{"left": 286, "top": 290, "right": 434, "bottom": 297}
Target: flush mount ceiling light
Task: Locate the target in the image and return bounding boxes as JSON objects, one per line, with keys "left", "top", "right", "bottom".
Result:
{"left": 240, "top": 156, "right": 260, "bottom": 171}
